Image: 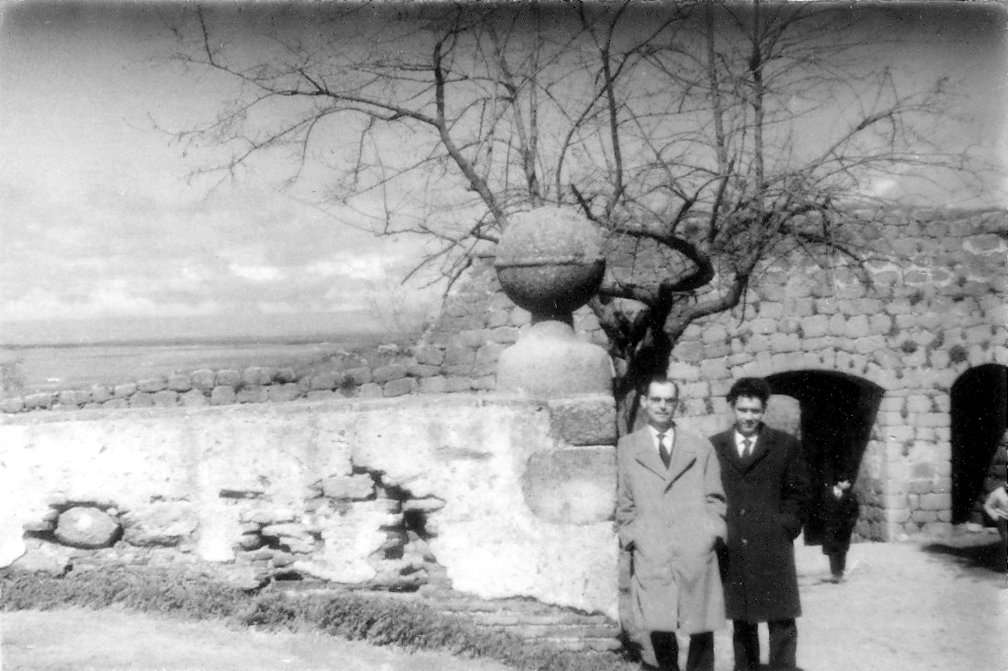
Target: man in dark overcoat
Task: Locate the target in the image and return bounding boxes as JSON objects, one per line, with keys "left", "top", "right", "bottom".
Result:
{"left": 710, "top": 377, "right": 810, "bottom": 671}
{"left": 617, "top": 376, "right": 727, "bottom": 671}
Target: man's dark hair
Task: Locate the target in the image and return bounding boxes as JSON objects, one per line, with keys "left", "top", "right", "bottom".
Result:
{"left": 641, "top": 375, "right": 680, "bottom": 399}
{"left": 726, "top": 377, "right": 772, "bottom": 405}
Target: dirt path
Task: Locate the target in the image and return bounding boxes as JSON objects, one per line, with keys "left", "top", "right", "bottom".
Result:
{"left": 2, "top": 539, "right": 1005, "bottom": 671}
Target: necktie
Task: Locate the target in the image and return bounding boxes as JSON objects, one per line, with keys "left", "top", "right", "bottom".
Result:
{"left": 658, "top": 433, "right": 671, "bottom": 468}
{"left": 743, "top": 437, "right": 753, "bottom": 457}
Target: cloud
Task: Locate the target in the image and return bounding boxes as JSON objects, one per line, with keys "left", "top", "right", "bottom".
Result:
{"left": 228, "top": 263, "right": 285, "bottom": 282}
{"left": 1, "top": 283, "right": 221, "bottom": 322}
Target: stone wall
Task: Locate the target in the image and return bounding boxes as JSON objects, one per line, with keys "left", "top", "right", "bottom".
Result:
{"left": 1, "top": 394, "right": 619, "bottom": 650}
{"left": 3, "top": 208, "right": 1004, "bottom": 543}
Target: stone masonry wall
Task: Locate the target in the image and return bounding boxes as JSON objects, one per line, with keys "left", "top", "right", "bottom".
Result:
{"left": 3, "top": 208, "right": 1004, "bottom": 543}
{"left": 1, "top": 395, "right": 620, "bottom": 652}
{"left": 0, "top": 260, "right": 601, "bottom": 415}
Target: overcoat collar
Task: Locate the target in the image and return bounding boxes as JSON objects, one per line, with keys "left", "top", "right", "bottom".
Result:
{"left": 631, "top": 425, "right": 697, "bottom": 487}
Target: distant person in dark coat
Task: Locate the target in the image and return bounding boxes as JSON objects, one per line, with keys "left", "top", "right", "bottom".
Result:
{"left": 821, "top": 478, "right": 859, "bottom": 583}
{"left": 710, "top": 377, "right": 810, "bottom": 671}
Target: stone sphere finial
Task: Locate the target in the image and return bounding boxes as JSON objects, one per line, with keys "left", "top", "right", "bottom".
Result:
{"left": 494, "top": 207, "right": 605, "bottom": 322}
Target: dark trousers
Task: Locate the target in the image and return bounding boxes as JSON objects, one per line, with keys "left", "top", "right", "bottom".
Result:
{"left": 732, "top": 619, "right": 798, "bottom": 671}
{"left": 645, "top": 631, "right": 714, "bottom": 671}
{"left": 828, "top": 552, "right": 847, "bottom": 576}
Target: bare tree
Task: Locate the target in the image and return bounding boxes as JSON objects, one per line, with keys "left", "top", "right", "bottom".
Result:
{"left": 165, "top": 1, "right": 993, "bottom": 429}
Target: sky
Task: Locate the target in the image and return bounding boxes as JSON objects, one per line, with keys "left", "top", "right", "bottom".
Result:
{"left": 0, "top": 1, "right": 1005, "bottom": 346}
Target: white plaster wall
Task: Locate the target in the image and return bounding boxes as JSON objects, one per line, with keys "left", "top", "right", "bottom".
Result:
{"left": 0, "top": 394, "right": 619, "bottom": 618}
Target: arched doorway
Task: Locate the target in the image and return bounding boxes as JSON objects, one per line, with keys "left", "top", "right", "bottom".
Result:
{"left": 766, "top": 370, "right": 884, "bottom": 544}
{"left": 950, "top": 363, "right": 1008, "bottom": 524}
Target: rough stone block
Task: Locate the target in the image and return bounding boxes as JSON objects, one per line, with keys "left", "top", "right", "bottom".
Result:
{"left": 242, "top": 367, "right": 268, "bottom": 387}
{"left": 457, "top": 329, "right": 486, "bottom": 348}
{"left": 191, "top": 369, "right": 216, "bottom": 392}
{"left": 383, "top": 378, "right": 418, "bottom": 397}
{"left": 510, "top": 308, "right": 532, "bottom": 327}
{"left": 167, "top": 374, "right": 192, "bottom": 392}
{"left": 702, "top": 323, "right": 728, "bottom": 344}
{"left": 322, "top": 474, "right": 375, "bottom": 500}
{"left": 55, "top": 506, "right": 120, "bottom": 549}
{"left": 130, "top": 393, "right": 155, "bottom": 408}
{"left": 113, "top": 384, "right": 137, "bottom": 399}
{"left": 152, "top": 390, "right": 178, "bottom": 407}
{"left": 306, "top": 390, "right": 337, "bottom": 401}
{"left": 179, "top": 389, "right": 209, "bottom": 407}
{"left": 310, "top": 371, "right": 342, "bottom": 391}
{"left": 236, "top": 534, "right": 263, "bottom": 551}
{"left": 666, "top": 361, "right": 700, "bottom": 381}
{"left": 749, "top": 318, "right": 776, "bottom": 334}
{"left": 407, "top": 363, "right": 440, "bottom": 378}
{"left": 827, "top": 313, "right": 847, "bottom": 337}
{"left": 919, "top": 493, "right": 951, "bottom": 511}
{"left": 419, "top": 376, "right": 448, "bottom": 394}
{"left": 757, "top": 302, "right": 784, "bottom": 319}
{"left": 137, "top": 377, "right": 167, "bottom": 393}
{"left": 209, "top": 385, "right": 236, "bottom": 405}
{"left": 769, "top": 333, "right": 800, "bottom": 353}
{"left": 237, "top": 386, "right": 268, "bottom": 404}
{"left": 373, "top": 364, "right": 408, "bottom": 384}
{"left": 703, "top": 341, "right": 730, "bottom": 358}
{"left": 414, "top": 346, "right": 445, "bottom": 366}
{"left": 122, "top": 502, "right": 199, "bottom": 547}
{"left": 403, "top": 497, "right": 447, "bottom": 512}
{"left": 357, "top": 383, "right": 383, "bottom": 398}
{"left": 266, "top": 383, "right": 300, "bottom": 403}
{"left": 261, "top": 523, "right": 312, "bottom": 540}
{"left": 444, "top": 344, "right": 477, "bottom": 367}
{"left": 471, "top": 374, "right": 496, "bottom": 391}
{"left": 103, "top": 398, "right": 128, "bottom": 409}
{"left": 673, "top": 340, "right": 703, "bottom": 363}
{"left": 216, "top": 369, "right": 241, "bottom": 388}
{"left": 1, "top": 397, "right": 24, "bottom": 413}
{"left": 490, "top": 326, "right": 521, "bottom": 344}
{"left": 274, "top": 368, "right": 297, "bottom": 383}
{"left": 523, "top": 446, "right": 616, "bottom": 524}
{"left": 344, "top": 366, "right": 372, "bottom": 385}
{"left": 547, "top": 396, "right": 617, "bottom": 446}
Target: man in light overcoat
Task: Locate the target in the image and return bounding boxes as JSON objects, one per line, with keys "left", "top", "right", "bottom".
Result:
{"left": 710, "top": 377, "right": 810, "bottom": 671}
{"left": 616, "top": 376, "right": 727, "bottom": 671}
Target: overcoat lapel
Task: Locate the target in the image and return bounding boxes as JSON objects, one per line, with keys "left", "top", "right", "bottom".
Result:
{"left": 723, "top": 426, "right": 771, "bottom": 473}
{"left": 746, "top": 427, "right": 773, "bottom": 469}
{"left": 632, "top": 430, "right": 667, "bottom": 480}
{"left": 666, "top": 430, "right": 697, "bottom": 486}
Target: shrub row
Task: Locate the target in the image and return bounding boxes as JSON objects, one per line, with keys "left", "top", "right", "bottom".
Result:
{"left": 0, "top": 566, "right": 635, "bottom": 671}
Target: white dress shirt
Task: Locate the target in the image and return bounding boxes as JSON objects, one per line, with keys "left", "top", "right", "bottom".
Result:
{"left": 648, "top": 424, "right": 675, "bottom": 458}
{"left": 734, "top": 431, "right": 757, "bottom": 457}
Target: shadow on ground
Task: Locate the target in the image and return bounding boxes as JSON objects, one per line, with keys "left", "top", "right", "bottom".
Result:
{"left": 921, "top": 536, "right": 1007, "bottom": 575}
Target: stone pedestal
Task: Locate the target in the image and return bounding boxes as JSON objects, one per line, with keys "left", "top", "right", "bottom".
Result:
{"left": 497, "top": 321, "right": 612, "bottom": 399}
{"left": 493, "top": 207, "right": 617, "bottom": 526}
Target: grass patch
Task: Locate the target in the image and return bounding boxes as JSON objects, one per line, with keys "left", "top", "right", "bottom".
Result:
{"left": 1, "top": 566, "right": 635, "bottom": 671}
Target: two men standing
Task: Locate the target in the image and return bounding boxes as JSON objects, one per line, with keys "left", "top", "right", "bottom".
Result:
{"left": 617, "top": 376, "right": 810, "bottom": 671}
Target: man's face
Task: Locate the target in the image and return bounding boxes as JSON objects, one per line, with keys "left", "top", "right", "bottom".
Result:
{"left": 732, "top": 395, "right": 765, "bottom": 436}
{"left": 642, "top": 381, "right": 678, "bottom": 429}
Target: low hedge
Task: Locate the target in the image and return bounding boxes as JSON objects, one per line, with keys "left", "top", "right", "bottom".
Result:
{"left": 0, "top": 566, "right": 636, "bottom": 671}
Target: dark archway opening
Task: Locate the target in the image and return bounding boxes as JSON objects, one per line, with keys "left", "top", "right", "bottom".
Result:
{"left": 766, "top": 370, "right": 884, "bottom": 545}
{"left": 950, "top": 363, "right": 1008, "bottom": 524}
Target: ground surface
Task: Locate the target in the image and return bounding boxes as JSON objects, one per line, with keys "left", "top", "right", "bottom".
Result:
{"left": 2, "top": 538, "right": 1005, "bottom": 671}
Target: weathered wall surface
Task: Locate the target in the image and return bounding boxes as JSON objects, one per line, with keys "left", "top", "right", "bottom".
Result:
{"left": 0, "top": 396, "right": 619, "bottom": 628}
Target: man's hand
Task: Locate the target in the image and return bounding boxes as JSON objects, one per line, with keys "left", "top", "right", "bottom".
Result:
{"left": 984, "top": 486, "right": 1008, "bottom": 520}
